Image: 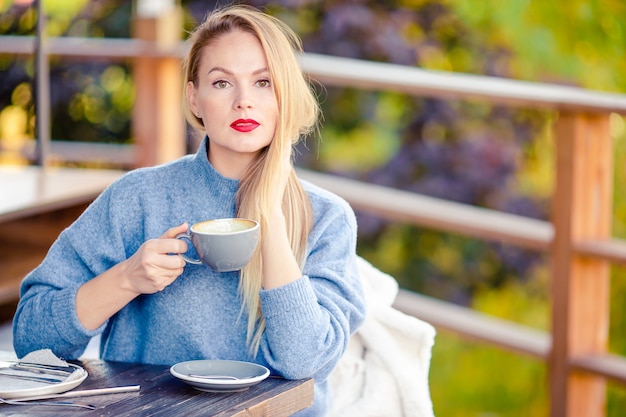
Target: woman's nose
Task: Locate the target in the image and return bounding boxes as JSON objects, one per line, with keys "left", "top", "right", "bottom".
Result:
{"left": 234, "top": 88, "right": 254, "bottom": 109}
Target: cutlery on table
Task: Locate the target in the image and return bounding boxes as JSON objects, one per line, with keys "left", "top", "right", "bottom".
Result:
{"left": 0, "top": 360, "right": 75, "bottom": 376}
{"left": 9, "top": 385, "right": 141, "bottom": 402}
{"left": 0, "top": 385, "right": 141, "bottom": 410}
{"left": 0, "top": 397, "right": 97, "bottom": 410}
{"left": 0, "top": 372, "right": 64, "bottom": 384}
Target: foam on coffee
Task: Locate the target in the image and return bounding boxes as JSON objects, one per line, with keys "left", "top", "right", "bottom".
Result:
{"left": 194, "top": 219, "right": 254, "bottom": 234}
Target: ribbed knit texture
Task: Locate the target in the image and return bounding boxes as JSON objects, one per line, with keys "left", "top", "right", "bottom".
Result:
{"left": 13, "top": 138, "right": 366, "bottom": 416}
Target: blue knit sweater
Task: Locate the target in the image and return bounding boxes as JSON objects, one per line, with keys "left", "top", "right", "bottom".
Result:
{"left": 12, "top": 138, "right": 366, "bottom": 416}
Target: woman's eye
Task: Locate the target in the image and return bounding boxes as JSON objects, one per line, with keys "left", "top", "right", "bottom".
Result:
{"left": 256, "top": 79, "right": 271, "bottom": 88}
{"left": 213, "top": 80, "right": 230, "bottom": 89}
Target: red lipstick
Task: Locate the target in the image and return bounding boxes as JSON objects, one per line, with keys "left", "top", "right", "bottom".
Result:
{"left": 230, "top": 119, "right": 260, "bottom": 132}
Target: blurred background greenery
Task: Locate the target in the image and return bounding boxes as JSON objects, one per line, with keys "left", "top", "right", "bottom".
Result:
{"left": 1, "top": 0, "right": 625, "bottom": 415}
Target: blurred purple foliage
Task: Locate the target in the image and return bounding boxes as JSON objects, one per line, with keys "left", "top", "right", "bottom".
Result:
{"left": 249, "top": 0, "right": 549, "bottom": 301}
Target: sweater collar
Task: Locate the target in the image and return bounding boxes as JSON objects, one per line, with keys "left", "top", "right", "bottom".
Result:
{"left": 193, "top": 136, "right": 239, "bottom": 194}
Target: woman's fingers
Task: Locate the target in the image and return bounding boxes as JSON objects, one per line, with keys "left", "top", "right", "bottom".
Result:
{"left": 161, "top": 222, "right": 188, "bottom": 239}
{"left": 123, "top": 225, "right": 191, "bottom": 294}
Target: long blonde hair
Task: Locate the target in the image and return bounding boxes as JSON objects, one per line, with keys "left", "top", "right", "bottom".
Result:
{"left": 182, "top": 5, "right": 319, "bottom": 355}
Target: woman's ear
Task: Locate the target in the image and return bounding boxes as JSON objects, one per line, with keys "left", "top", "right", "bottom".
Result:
{"left": 186, "top": 81, "right": 198, "bottom": 116}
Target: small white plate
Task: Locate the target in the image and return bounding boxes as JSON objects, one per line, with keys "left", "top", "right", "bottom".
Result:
{"left": 0, "top": 363, "right": 88, "bottom": 399}
{"left": 170, "top": 360, "right": 270, "bottom": 392}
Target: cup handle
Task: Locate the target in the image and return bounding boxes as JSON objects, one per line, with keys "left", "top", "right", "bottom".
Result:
{"left": 175, "top": 232, "right": 202, "bottom": 265}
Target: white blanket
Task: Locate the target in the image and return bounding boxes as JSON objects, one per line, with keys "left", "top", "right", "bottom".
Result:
{"left": 328, "top": 257, "right": 436, "bottom": 417}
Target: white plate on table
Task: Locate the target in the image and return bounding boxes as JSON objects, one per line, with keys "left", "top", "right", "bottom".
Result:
{"left": 170, "top": 360, "right": 269, "bottom": 392}
{"left": 0, "top": 363, "right": 88, "bottom": 399}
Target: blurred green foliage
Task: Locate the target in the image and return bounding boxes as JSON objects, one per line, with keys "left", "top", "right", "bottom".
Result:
{"left": 449, "top": 0, "right": 626, "bottom": 93}
{"left": 431, "top": 333, "right": 548, "bottom": 417}
{"left": 423, "top": 2, "right": 626, "bottom": 415}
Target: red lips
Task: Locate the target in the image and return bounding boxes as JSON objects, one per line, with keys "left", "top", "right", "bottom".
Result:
{"left": 230, "top": 119, "right": 260, "bottom": 132}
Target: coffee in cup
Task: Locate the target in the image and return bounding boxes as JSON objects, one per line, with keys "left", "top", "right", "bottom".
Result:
{"left": 175, "top": 218, "right": 260, "bottom": 272}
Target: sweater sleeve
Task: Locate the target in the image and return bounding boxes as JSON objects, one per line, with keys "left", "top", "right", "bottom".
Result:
{"left": 257, "top": 191, "right": 366, "bottom": 381}
{"left": 12, "top": 183, "right": 132, "bottom": 360}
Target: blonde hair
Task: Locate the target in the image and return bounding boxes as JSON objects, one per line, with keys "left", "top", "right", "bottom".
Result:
{"left": 182, "top": 5, "right": 319, "bottom": 355}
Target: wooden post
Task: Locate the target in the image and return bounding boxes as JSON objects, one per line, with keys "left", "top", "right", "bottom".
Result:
{"left": 131, "top": 7, "right": 184, "bottom": 167}
{"left": 35, "top": 0, "right": 50, "bottom": 167}
{"left": 551, "top": 112, "right": 613, "bottom": 417}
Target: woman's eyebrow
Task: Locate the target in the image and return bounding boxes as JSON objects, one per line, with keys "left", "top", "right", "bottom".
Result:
{"left": 208, "top": 66, "right": 231, "bottom": 75}
{"left": 207, "top": 67, "right": 269, "bottom": 75}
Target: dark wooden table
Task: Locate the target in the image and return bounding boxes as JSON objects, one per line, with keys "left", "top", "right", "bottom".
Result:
{"left": 0, "top": 359, "right": 314, "bottom": 416}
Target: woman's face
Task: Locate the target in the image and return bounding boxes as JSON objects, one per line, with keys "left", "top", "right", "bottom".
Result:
{"left": 187, "top": 30, "right": 278, "bottom": 178}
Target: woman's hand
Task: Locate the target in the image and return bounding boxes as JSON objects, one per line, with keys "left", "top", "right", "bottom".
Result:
{"left": 76, "top": 223, "right": 189, "bottom": 330}
{"left": 119, "top": 223, "right": 189, "bottom": 294}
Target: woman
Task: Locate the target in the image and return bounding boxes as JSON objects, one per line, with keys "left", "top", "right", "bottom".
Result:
{"left": 12, "top": 5, "right": 366, "bottom": 416}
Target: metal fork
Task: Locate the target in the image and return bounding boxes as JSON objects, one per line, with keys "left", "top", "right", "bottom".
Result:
{"left": 0, "top": 397, "right": 97, "bottom": 410}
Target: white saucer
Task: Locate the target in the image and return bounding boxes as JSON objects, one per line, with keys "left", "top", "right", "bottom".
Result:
{"left": 0, "top": 363, "right": 88, "bottom": 399}
{"left": 170, "top": 360, "right": 270, "bottom": 392}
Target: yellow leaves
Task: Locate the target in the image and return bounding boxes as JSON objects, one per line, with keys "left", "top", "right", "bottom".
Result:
{"left": 0, "top": 105, "right": 27, "bottom": 139}
{"left": 318, "top": 92, "right": 405, "bottom": 172}
{"left": 419, "top": 44, "right": 453, "bottom": 72}
{"left": 0, "top": 105, "right": 31, "bottom": 165}
{"left": 473, "top": 270, "right": 549, "bottom": 330}
{"left": 514, "top": 114, "right": 554, "bottom": 200}
{"left": 612, "top": 113, "right": 625, "bottom": 140}
{"left": 101, "top": 65, "right": 134, "bottom": 112}
{"left": 67, "top": 65, "right": 133, "bottom": 133}
{"left": 43, "top": 0, "right": 90, "bottom": 36}
{"left": 11, "top": 81, "right": 31, "bottom": 107}
{"left": 611, "top": 113, "right": 626, "bottom": 239}
{"left": 319, "top": 121, "right": 399, "bottom": 172}
{"left": 0, "top": 81, "right": 32, "bottom": 164}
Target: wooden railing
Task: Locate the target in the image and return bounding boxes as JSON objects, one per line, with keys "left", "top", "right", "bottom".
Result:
{"left": 299, "top": 55, "right": 626, "bottom": 417}
{"left": 2, "top": 12, "right": 626, "bottom": 416}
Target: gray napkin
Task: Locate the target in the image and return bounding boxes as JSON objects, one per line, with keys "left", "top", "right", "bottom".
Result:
{"left": 0, "top": 349, "right": 80, "bottom": 391}
{"left": 21, "top": 349, "right": 70, "bottom": 367}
